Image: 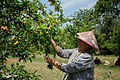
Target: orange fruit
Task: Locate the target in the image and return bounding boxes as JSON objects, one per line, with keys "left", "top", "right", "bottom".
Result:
{"left": 11, "top": 37, "right": 15, "bottom": 40}
{"left": 1, "top": 26, "right": 9, "bottom": 31}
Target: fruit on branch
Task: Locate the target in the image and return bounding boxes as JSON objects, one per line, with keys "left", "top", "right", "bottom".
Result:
{"left": 1, "top": 26, "right": 9, "bottom": 31}
{"left": 14, "top": 40, "right": 19, "bottom": 45}
{"left": 39, "top": 31, "right": 43, "bottom": 36}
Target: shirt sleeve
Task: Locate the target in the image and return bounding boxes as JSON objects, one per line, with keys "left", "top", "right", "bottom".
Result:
{"left": 60, "top": 54, "right": 94, "bottom": 73}
{"left": 57, "top": 47, "right": 77, "bottom": 59}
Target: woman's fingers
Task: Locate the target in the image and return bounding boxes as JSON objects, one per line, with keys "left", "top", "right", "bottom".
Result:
{"left": 45, "top": 55, "right": 55, "bottom": 65}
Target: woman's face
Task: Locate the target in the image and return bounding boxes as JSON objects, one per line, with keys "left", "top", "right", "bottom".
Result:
{"left": 78, "top": 39, "right": 91, "bottom": 53}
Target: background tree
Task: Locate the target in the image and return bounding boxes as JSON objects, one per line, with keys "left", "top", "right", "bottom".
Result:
{"left": 94, "top": 0, "right": 120, "bottom": 55}
{"left": 58, "top": 9, "right": 97, "bottom": 49}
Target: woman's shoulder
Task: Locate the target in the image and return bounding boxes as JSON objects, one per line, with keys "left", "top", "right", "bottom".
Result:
{"left": 80, "top": 52, "right": 93, "bottom": 59}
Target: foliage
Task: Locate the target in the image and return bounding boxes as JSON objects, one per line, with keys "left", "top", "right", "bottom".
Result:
{"left": 0, "top": 0, "right": 64, "bottom": 63}
{"left": 59, "top": 9, "right": 97, "bottom": 49}
{"left": 94, "top": 0, "right": 120, "bottom": 55}
{"left": 0, "top": 0, "right": 64, "bottom": 79}
{"left": 0, "top": 63, "right": 40, "bottom": 80}
{"left": 1, "top": 0, "right": 120, "bottom": 79}
{"left": 58, "top": 0, "right": 120, "bottom": 56}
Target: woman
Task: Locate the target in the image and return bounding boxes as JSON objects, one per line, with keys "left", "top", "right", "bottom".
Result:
{"left": 45, "top": 30, "right": 99, "bottom": 80}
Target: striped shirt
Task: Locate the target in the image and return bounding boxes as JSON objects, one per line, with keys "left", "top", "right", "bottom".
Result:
{"left": 58, "top": 48, "right": 95, "bottom": 80}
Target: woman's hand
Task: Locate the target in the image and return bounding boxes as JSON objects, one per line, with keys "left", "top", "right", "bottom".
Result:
{"left": 45, "top": 55, "right": 55, "bottom": 65}
{"left": 50, "top": 39, "right": 57, "bottom": 47}
{"left": 50, "top": 39, "right": 61, "bottom": 53}
{"left": 45, "top": 55, "right": 61, "bottom": 69}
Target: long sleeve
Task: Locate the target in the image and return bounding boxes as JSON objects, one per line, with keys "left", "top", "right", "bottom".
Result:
{"left": 57, "top": 48, "right": 77, "bottom": 59}
{"left": 60, "top": 53, "right": 94, "bottom": 73}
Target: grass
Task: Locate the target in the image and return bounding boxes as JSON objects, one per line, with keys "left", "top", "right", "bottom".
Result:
{"left": 7, "top": 55, "right": 120, "bottom": 80}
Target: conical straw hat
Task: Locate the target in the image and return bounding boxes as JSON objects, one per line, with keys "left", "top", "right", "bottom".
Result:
{"left": 77, "top": 30, "right": 99, "bottom": 51}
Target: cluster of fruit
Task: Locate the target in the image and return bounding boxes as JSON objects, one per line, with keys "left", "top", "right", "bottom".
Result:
{"left": 1, "top": 26, "right": 9, "bottom": 31}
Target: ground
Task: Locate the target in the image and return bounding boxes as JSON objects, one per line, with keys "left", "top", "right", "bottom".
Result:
{"left": 7, "top": 55, "right": 120, "bottom": 80}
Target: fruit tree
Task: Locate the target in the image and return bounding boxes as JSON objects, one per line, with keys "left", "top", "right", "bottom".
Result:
{"left": 0, "top": 0, "right": 64, "bottom": 79}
